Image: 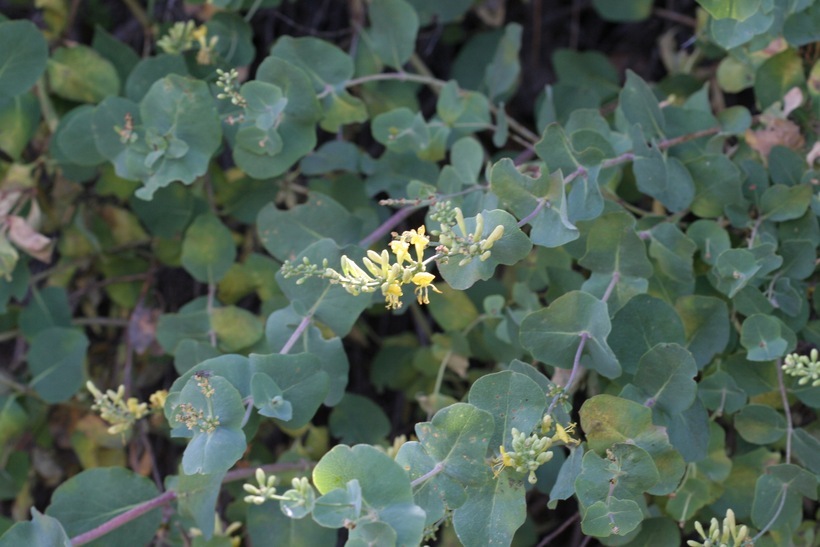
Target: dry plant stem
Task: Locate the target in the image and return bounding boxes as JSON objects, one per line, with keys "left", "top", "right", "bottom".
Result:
{"left": 775, "top": 357, "right": 793, "bottom": 464}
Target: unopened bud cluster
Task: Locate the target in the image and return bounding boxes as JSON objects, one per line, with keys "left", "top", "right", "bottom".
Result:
{"left": 687, "top": 509, "right": 752, "bottom": 547}
{"left": 428, "top": 203, "right": 504, "bottom": 267}
{"left": 157, "top": 21, "right": 218, "bottom": 65}
{"left": 174, "top": 374, "right": 220, "bottom": 433}
{"left": 492, "top": 415, "right": 579, "bottom": 484}
{"left": 783, "top": 348, "right": 820, "bottom": 387}
{"left": 243, "top": 469, "right": 316, "bottom": 512}
{"left": 86, "top": 381, "right": 152, "bottom": 436}
{"left": 243, "top": 468, "right": 280, "bottom": 505}
{"left": 216, "top": 68, "right": 247, "bottom": 107}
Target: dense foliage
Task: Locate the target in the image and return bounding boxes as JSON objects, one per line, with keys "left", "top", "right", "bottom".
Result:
{"left": 0, "top": 0, "right": 819, "bottom": 545}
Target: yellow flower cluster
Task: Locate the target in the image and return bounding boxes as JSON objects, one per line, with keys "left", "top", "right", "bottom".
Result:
{"left": 86, "top": 381, "right": 149, "bottom": 436}
{"left": 492, "top": 415, "right": 580, "bottom": 484}
{"left": 328, "top": 226, "right": 442, "bottom": 310}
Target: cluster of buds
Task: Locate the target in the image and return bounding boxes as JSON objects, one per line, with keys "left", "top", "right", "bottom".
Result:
{"left": 783, "top": 348, "right": 820, "bottom": 387}
{"left": 156, "top": 21, "right": 218, "bottom": 64}
{"left": 175, "top": 403, "right": 220, "bottom": 434}
{"left": 216, "top": 68, "right": 247, "bottom": 108}
{"left": 188, "top": 514, "right": 242, "bottom": 546}
{"left": 687, "top": 509, "right": 752, "bottom": 547}
{"left": 492, "top": 415, "right": 580, "bottom": 484}
{"left": 243, "top": 468, "right": 316, "bottom": 516}
{"left": 243, "top": 468, "right": 280, "bottom": 505}
{"left": 428, "top": 203, "right": 504, "bottom": 267}
{"left": 86, "top": 381, "right": 150, "bottom": 436}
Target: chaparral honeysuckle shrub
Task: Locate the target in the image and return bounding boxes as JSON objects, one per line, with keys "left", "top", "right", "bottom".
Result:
{"left": 0, "top": 0, "right": 819, "bottom": 545}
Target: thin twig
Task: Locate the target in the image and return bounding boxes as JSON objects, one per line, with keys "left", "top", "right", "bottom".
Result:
{"left": 410, "top": 461, "right": 445, "bottom": 488}
{"left": 71, "top": 490, "right": 177, "bottom": 546}
{"left": 775, "top": 358, "right": 793, "bottom": 464}
{"left": 536, "top": 512, "right": 580, "bottom": 547}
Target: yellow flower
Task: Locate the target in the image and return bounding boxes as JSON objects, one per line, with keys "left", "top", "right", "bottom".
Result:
{"left": 408, "top": 226, "right": 429, "bottom": 262}
{"left": 390, "top": 239, "right": 410, "bottom": 264}
{"left": 411, "top": 271, "right": 441, "bottom": 305}
{"left": 383, "top": 282, "right": 403, "bottom": 309}
{"left": 551, "top": 422, "right": 579, "bottom": 446}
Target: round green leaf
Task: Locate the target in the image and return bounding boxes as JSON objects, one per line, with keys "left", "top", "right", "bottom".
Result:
{"left": 210, "top": 305, "right": 263, "bottom": 352}
{"left": 45, "top": 468, "right": 160, "bottom": 547}
{"left": 181, "top": 213, "right": 237, "bottom": 284}
{"left": 1, "top": 508, "right": 71, "bottom": 547}
{"left": 609, "top": 294, "right": 686, "bottom": 374}
{"left": 47, "top": 45, "right": 120, "bottom": 104}
{"left": 0, "top": 92, "right": 40, "bottom": 161}
{"left": 0, "top": 20, "right": 48, "bottom": 99}
{"left": 520, "top": 290, "right": 620, "bottom": 378}
{"left": 27, "top": 327, "right": 88, "bottom": 404}
{"left": 754, "top": 49, "right": 806, "bottom": 109}
{"left": 632, "top": 343, "right": 698, "bottom": 414}
{"left": 581, "top": 497, "right": 643, "bottom": 537}
{"left": 329, "top": 393, "right": 390, "bottom": 444}
{"left": 735, "top": 404, "right": 787, "bottom": 444}
{"left": 249, "top": 353, "right": 329, "bottom": 428}
{"left": 741, "top": 314, "right": 795, "bottom": 361}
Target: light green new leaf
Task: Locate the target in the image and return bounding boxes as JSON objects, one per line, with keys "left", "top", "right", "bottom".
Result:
{"left": 483, "top": 23, "right": 522, "bottom": 101}
{"left": 697, "top": 0, "right": 760, "bottom": 20}
{"left": 740, "top": 314, "right": 795, "bottom": 361}
{"left": 619, "top": 71, "right": 665, "bottom": 138}
{"left": 47, "top": 45, "right": 120, "bottom": 104}
{"left": 632, "top": 343, "right": 697, "bottom": 414}
{"left": 313, "top": 445, "right": 425, "bottom": 546}
{"left": 257, "top": 193, "right": 360, "bottom": 262}
{"left": 751, "top": 464, "right": 817, "bottom": 533}
{"left": 0, "top": 508, "right": 71, "bottom": 547}
{"left": 665, "top": 475, "right": 713, "bottom": 521}
{"left": 0, "top": 92, "right": 40, "bottom": 161}
{"left": 520, "top": 290, "right": 620, "bottom": 378}
{"left": 579, "top": 211, "right": 652, "bottom": 278}
{"left": 28, "top": 327, "right": 88, "bottom": 404}
{"left": 250, "top": 373, "right": 292, "bottom": 420}
{"left": 0, "top": 20, "right": 48, "bottom": 99}
{"left": 210, "top": 305, "right": 263, "bottom": 352}
{"left": 581, "top": 497, "right": 643, "bottom": 537}
{"left": 490, "top": 158, "right": 578, "bottom": 248}
{"left": 735, "top": 404, "right": 786, "bottom": 444}
{"left": 754, "top": 49, "right": 807, "bottom": 110}
{"left": 45, "top": 468, "right": 160, "bottom": 547}
{"left": 452, "top": 474, "right": 526, "bottom": 547}
{"left": 437, "top": 209, "right": 532, "bottom": 290}
{"left": 365, "top": 0, "right": 419, "bottom": 70}
{"left": 579, "top": 395, "right": 685, "bottom": 495}
{"left": 467, "top": 371, "right": 546, "bottom": 453}
{"left": 181, "top": 213, "right": 236, "bottom": 284}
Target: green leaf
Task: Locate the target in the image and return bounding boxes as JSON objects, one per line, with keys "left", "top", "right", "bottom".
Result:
{"left": 548, "top": 446, "right": 584, "bottom": 509}
{"left": 27, "top": 327, "right": 88, "bottom": 404}
{"left": 329, "top": 394, "right": 390, "bottom": 444}
{"left": 156, "top": 310, "right": 212, "bottom": 354}
{"left": 579, "top": 395, "right": 685, "bottom": 495}
{"left": 687, "top": 219, "right": 731, "bottom": 265}
{"left": 312, "top": 479, "right": 362, "bottom": 528}
{"left": 754, "top": 49, "right": 807, "bottom": 109}
{"left": 210, "top": 306, "right": 263, "bottom": 352}
{"left": 592, "top": 0, "right": 652, "bottom": 21}
{"left": 760, "top": 184, "right": 812, "bottom": 222}
{"left": 250, "top": 373, "right": 291, "bottom": 420}
{"left": 697, "top": 0, "right": 760, "bottom": 20}
{"left": 313, "top": 445, "right": 425, "bottom": 547}
{"left": 698, "top": 371, "right": 747, "bottom": 415}
{"left": 665, "top": 474, "right": 714, "bottom": 521}
{"left": 257, "top": 193, "right": 360, "bottom": 262}
{"left": 581, "top": 498, "right": 643, "bottom": 537}
{"left": 19, "top": 286, "right": 72, "bottom": 339}
{"left": 45, "top": 468, "right": 160, "bottom": 547}
{"left": 452, "top": 473, "right": 526, "bottom": 547}
{"left": 784, "top": 3, "right": 820, "bottom": 46}
{"left": 751, "top": 464, "right": 817, "bottom": 533}
{"left": 490, "top": 158, "right": 578, "bottom": 248}
{"left": 53, "top": 105, "right": 105, "bottom": 167}
{"left": 609, "top": 294, "right": 686, "bottom": 375}
{"left": 124, "top": 54, "right": 188, "bottom": 102}
{"left": 574, "top": 444, "right": 659, "bottom": 508}
{"left": 250, "top": 353, "right": 329, "bottom": 428}
{"left": 0, "top": 508, "right": 71, "bottom": 547}
{"left": 675, "top": 295, "right": 730, "bottom": 368}
{"left": 792, "top": 428, "right": 820, "bottom": 474}
{"left": 47, "top": 45, "right": 119, "bottom": 103}
{"left": 247, "top": 500, "right": 337, "bottom": 547}
{"left": 169, "top": 354, "right": 252, "bottom": 400}
{"left": 265, "top": 305, "right": 349, "bottom": 406}
{"left": 0, "top": 20, "right": 48, "bottom": 99}
{"left": 630, "top": 128, "right": 694, "bottom": 213}
{"left": 172, "top": 375, "right": 247, "bottom": 475}
{"left": 619, "top": 71, "right": 665, "bottom": 138}
{"left": 467, "top": 371, "right": 546, "bottom": 453}
{"left": 181, "top": 213, "right": 236, "bottom": 284}
{"left": 734, "top": 404, "right": 787, "bottom": 444}
{"left": 0, "top": 92, "right": 40, "bottom": 161}
{"left": 437, "top": 209, "right": 532, "bottom": 290}
{"left": 234, "top": 81, "right": 287, "bottom": 156}
{"left": 579, "top": 211, "right": 653, "bottom": 278}
{"left": 172, "top": 470, "right": 225, "bottom": 539}
{"left": 631, "top": 343, "right": 697, "bottom": 414}
{"left": 520, "top": 290, "right": 620, "bottom": 378}
{"left": 740, "top": 314, "right": 795, "bottom": 361}
{"left": 92, "top": 25, "right": 139, "bottom": 85}
{"left": 483, "top": 23, "right": 522, "bottom": 101}
{"left": 365, "top": 0, "right": 419, "bottom": 70}
{"left": 620, "top": 517, "right": 680, "bottom": 546}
